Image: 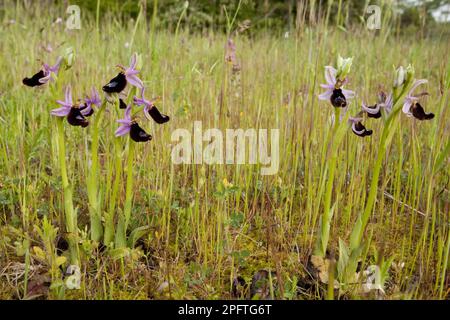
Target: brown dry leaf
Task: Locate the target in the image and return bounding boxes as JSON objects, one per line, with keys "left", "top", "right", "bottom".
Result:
{"left": 310, "top": 255, "right": 330, "bottom": 284}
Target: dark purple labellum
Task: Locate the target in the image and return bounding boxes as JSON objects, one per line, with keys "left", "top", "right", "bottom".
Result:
{"left": 56, "top": 236, "right": 69, "bottom": 256}
{"left": 22, "top": 70, "right": 46, "bottom": 87}
{"left": 231, "top": 276, "right": 247, "bottom": 298}
{"left": 102, "top": 72, "right": 127, "bottom": 93}
{"left": 130, "top": 122, "right": 152, "bottom": 142}
{"left": 79, "top": 103, "right": 94, "bottom": 117}
{"left": 67, "top": 107, "right": 89, "bottom": 127}
{"left": 353, "top": 122, "right": 373, "bottom": 137}
{"left": 366, "top": 104, "right": 382, "bottom": 119}
{"left": 411, "top": 103, "right": 434, "bottom": 120}
{"left": 147, "top": 106, "right": 170, "bottom": 124}
{"left": 330, "top": 88, "right": 347, "bottom": 108}
{"left": 119, "top": 98, "right": 127, "bottom": 109}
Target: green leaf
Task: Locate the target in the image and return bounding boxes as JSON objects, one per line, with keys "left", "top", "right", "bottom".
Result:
{"left": 49, "top": 279, "right": 65, "bottom": 290}
{"left": 349, "top": 216, "right": 363, "bottom": 251}
{"left": 109, "top": 247, "right": 131, "bottom": 260}
{"left": 127, "top": 225, "right": 150, "bottom": 248}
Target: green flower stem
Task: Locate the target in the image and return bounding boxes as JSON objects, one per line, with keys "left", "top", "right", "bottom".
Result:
{"left": 124, "top": 140, "right": 135, "bottom": 228}
{"left": 314, "top": 108, "right": 346, "bottom": 257}
{"left": 87, "top": 103, "right": 106, "bottom": 242}
{"left": 115, "top": 139, "right": 135, "bottom": 248}
{"left": 57, "top": 119, "right": 78, "bottom": 265}
{"left": 104, "top": 138, "right": 121, "bottom": 246}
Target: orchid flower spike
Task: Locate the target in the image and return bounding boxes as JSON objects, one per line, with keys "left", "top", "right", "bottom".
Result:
{"left": 225, "top": 38, "right": 237, "bottom": 65}
{"left": 115, "top": 105, "right": 152, "bottom": 142}
{"left": 402, "top": 79, "right": 434, "bottom": 120}
{"left": 362, "top": 91, "right": 393, "bottom": 119}
{"left": 51, "top": 86, "right": 89, "bottom": 127}
{"left": 133, "top": 88, "right": 170, "bottom": 124}
{"left": 103, "top": 53, "right": 143, "bottom": 93}
{"left": 23, "top": 56, "right": 62, "bottom": 87}
{"left": 318, "top": 66, "right": 355, "bottom": 108}
{"left": 81, "top": 87, "right": 102, "bottom": 117}
{"left": 349, "top": 116, "right": 372, "bottom": 138}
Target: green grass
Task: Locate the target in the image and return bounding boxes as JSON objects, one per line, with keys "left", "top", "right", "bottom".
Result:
{"left": 0, "top": 2, "right": 449, "bottom": 299}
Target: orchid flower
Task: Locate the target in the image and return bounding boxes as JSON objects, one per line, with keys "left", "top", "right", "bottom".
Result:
{"left": 103, "top": 53, "right": 143, "bottom": 93}
{"left": 81, "top": 87, "right": 102, "bottom": 117}
{"left": 349, "top": 116, "right": 372, "bottom": 137}
{"left": 362, "top": 91, "right": 393, "bottom": 119}
{"left": 51, "top": 86, "right": 73, "bottom": 117}
{"left": 51, "top": 86, "right": 88, "bottom": 127}
{"left": 115, "top": 105, "right": 151, "bottom": 142}
{"left": 133, "top": 88, "right": 170, "bottom": 124}
{"left": 23, "top": 56, "right": 62, "bottom": 87}
{"left": 318, "top": 66, "right": 355, "bottom": 108}
{"left": 402, "top": 79, "right": 434, "bottom": 120}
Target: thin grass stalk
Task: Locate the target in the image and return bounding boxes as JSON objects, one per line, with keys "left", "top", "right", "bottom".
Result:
{"left": 96, "top": 0, "right": 101, "bottom": 33}
{"left": 439, "top": 231, "right": 450, "bottom": 299}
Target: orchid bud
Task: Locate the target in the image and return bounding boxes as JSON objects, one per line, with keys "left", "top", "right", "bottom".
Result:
{"left": 404, "top": 64, "right": 415, "bottom": 88}
{"left": 135, "top": 52, "right": 143, "bottom": 70}
{"left": 64, "top": 47, "right": 75, "bottom": 69}
{"left": 394, "top": 66, "right": 405, "bottom": 88}
{"left": 336, "top": 55, "right": 353, "bottom": 80}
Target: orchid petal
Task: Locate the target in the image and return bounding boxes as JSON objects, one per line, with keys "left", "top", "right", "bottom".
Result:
{"left": 65, "top": 86, "right": 73, "bottom": 105}
{"left": 51, "top": 106, "right": 71, "bottom": 117}
{"left": 324, "top": 66, "right": 337, "bottom": 86}
{"left": 385, "top": 93, "right": 393, "bottom": 109}
{"left": 362, "top": 102, "right": 380, "bottom": 114}
{"left": 349, "top": 116, "right": 363, "bottom": 123}
{"left": 125, "top": 105, "right": 132, "bottom": 120}
{"left": 115, "top": 124, "right": 131, "bottom": 137}
{"left": 50, "top": 56, "right": 63, "bottom": 73}
{"left": 341, "top": 89, "right": 355, "bottom": 99}
{"left": 320, "top": 84, "right": 335, "bottom": 89}
{"left": 402, "top": 101, "right": 412, "bottom": 115}
{"left": 318, "top": 90, "right": 333, "bottom": 101}
{"left": 126, "top": 69, "right": 139, "bottom": 76}
{"left": 81, "top": 105, "right": 92, "bottom": 116}
{"left": 56, "top": 100, "right": 72, "bottom": 108}
{"left": 133, "top": 96, "right": 145, "bottom": 106}
{"left": 130, "top": 53, "right": 137, "bottom": 69}
{"left": 144, "top": 106, "right": 152, "bottom": 121}
{"left": 351, "top": 122, "right": 365, "bottom": 135}
{"left": 38, "top": 73, "right": 51, "bottom": 84}
{"left": 408, "top": 79, "right": 428, "bottom": 97}
{"left": 126, "top": 74, "right": 144, "bottom": 89}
